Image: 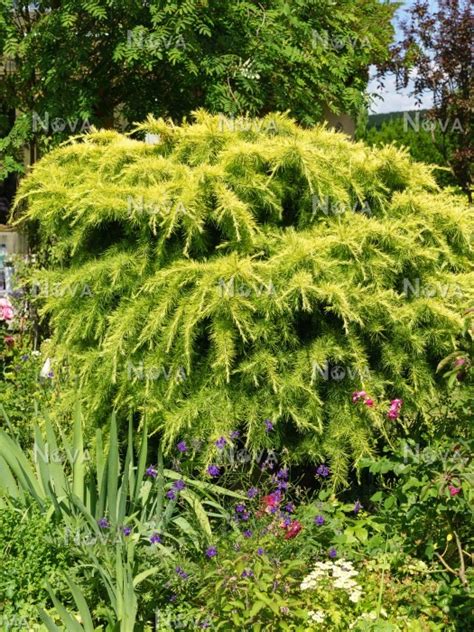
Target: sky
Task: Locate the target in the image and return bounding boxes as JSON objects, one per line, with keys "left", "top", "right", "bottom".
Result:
{"left": 367, "top": 0, "right": 435, "bottom": 113}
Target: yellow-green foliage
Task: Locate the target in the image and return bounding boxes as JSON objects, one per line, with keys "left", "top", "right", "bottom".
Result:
{"left": 16, "top": 111, "right": 474, "bottom": 483}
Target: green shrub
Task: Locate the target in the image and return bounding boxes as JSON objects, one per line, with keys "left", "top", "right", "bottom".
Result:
{"left": 15, "top": 112, "right": 474, "bottom": 482}
{"left": 0, "top": 501, "right": 71, "bottom": 622}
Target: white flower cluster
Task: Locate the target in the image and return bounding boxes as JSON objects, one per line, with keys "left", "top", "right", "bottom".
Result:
{"left": 301, "top": 559, "right": 363, "bottom": 603}
{"left": 308, "top": 610, "right": 326, "bottom": 624}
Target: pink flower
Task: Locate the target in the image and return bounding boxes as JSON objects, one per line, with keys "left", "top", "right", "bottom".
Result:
{"left": 448, "top": 485, "right": 461, "bottom": 496}
{"left": 4, "top": 335, "right": 15, "bottom": 347}
{"left": 387, "top": 398, "right": 403, "bottom": 419}
{"left": 283, "top": 520, "right": 303, "bottom": 540}
{"left": 0, "top": 298, "right": 14, "bottom": 321}
{"left": 352, "top": 390, "right": 366, "bottom": 403}
{"left": 364, "top": 398, "right": 374, "bottom": 407}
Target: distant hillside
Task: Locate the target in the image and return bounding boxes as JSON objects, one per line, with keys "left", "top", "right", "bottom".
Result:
{"left": 368, "top": 110, "right": 429, "bottom": 129}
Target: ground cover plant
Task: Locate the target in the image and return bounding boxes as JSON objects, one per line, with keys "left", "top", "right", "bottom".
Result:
{"left": 14, "top": 111, "right": 474, "bottom": 484}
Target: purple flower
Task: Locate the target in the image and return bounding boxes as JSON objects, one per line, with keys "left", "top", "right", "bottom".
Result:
{"left": 230, "top": 430, "right": 240, "bottom": 440}
{"left": 47, "top": 370, "right": 54, "bottom": 378}
{"left": 282, "top": 516, "right": 292, "bottom": 527}
{"left": 21, "top": 354, "right": 29, "bottom": 361}
{"left": 354, "top": 500, "right": 362, "bottom": 514}
{"left": 173, "top": 479, "right": 186, "bottom": 491}
{"left": 177, "top": 441, "right": 188, "bottom": 453}
{"left": 243, "top": 529, "right": 253, "bottom": 538}
{"left": 316, "top": 464, "right": 330, "bottom": 478}
{"left": 241, "top": 569, "right": 254, "bottom": 578}
{"left": 277, "top": 468, "right": 288, "bottom": 480}
{"left": 97, "top": 517, "right": 109, "bottom": 529}
{"left": 175, "top": 566, "right": 189, "bottom": 579}
{"left": 235, "top": 503, "right": 246, "bottom": 513}
{"left": 257, "top": 547, "right": 265, "bottom": 556}
{"left": 247, "top": 486, "right": 259, "bottom": 498}
{"left": 207, "top": 464, "right": 220, "bottom": 477}
{"left": 215, "top": 436, "right": 227, "bottom": 449}
{"left": 145, "top": 465, "right": 158, "bottom": 478}
{"left": 315, "top": 515, "right": 325, "bottom": 526}
{"left": 264, "top": 419, "right": 274, "bottom": 432}
{"left": 169, "top": 593, "right": 177, "bottom": 603}
{"left": 150, "top": 533, "right": 161, "bottom": 544}
{"left": 328, "top": 547, "right": 337, "bottom": 558}
{"left": 122, "top": 526, "right": 132, "bottom": 536}
{"left": 206, "top": 546, "right": 217, "bottom": 558}
{"left": 284, "top": 502, "right": 295, "bottom": 513}
{"left": 240, "top": 511, "right": 251, "bottom": 521}
{"left": 166, "top": 490, "right": 176, "bottom": 500}
{"left": 277, "top": 480, "right": 288, "bottom": 491}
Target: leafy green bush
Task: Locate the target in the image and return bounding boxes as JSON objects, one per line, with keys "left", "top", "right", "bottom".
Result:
{"left": 360, "top": 114, "right": 458, "bottom": 190}
{"left": 15, "top": 112, "right": 474, "bottom": 482}
{"left": 0, "top": 501, "right": 71, "bottom": 622}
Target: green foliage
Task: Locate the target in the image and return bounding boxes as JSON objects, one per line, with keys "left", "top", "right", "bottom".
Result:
{"left": 360, "top": 113, "right": 458, "bottom": 190}
{"left": 0, "top": 501, "right": 71, "bottom": 621}
{"left": 0, "top": 0, "right": 395, "bottom": 128}
{"left": 15, "top": 112, "right": 474, "bottom": 483}
{"left": 361, "top": 435, "right": 473, "bottom": 594}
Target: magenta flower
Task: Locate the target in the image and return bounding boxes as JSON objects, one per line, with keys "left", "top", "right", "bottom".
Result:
{"left": 352, "top": 390, "right": 366, "bottom": 403}
{"left": 448, "top": 485, "right": 461, "bottom": 496}
{"left": 364, "top": 398, "right": 374, "bottom": 407}
{"left": 0, "top": 298, "right": 14, "bottom": 321}
{"left": 387, "top": 398, "right": 403, "bottom": 419}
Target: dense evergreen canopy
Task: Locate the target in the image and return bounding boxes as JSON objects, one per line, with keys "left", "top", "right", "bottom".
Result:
{"left": 16, "top": 112, "right": 473, "bottom": 483}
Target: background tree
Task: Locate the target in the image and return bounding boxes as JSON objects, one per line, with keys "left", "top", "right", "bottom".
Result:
{"left": 359, "top": 111, "right": 457, "bottom": 189}
{"left": 377, "top": 0, "right": 473, "bottom": 201}
{"left": 0, "top": 0, "right": 396, "bottom": 182}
